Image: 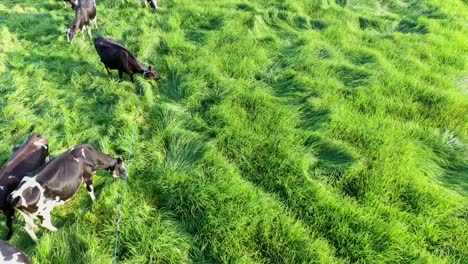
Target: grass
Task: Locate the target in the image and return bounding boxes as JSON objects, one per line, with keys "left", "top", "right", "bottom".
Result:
{"left": 0, "top": 0, "right": 467, "bottom": 263}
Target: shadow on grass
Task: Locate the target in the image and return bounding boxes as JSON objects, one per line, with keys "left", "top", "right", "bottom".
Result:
{"left": 0, "top": 10, "right": 63, "bottom": 45}
{"left": 6, "top": 50, "right": 104, "bottom": 85}
{"left": 441, "top": 164, "right": 468, "bottom": 196}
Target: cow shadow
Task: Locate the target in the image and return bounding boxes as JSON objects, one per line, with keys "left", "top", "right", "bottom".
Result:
{"left": 0, "top": 10, "right": 64, "bottom": 46}
{"left": 0, "top": 0, "right": 61, "bottom": 11}
{"left": 5, "top": 51, "right": 104, "bottom": 85}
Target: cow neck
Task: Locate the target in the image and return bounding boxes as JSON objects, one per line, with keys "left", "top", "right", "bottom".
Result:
{"left": 136, "top": 60, "right": 147, "bottom": 74}
{"left": 85, "top": 150, "right": 116, "bottom": 171}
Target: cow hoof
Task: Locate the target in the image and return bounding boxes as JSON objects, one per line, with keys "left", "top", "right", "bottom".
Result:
{"left": 43, "top": 224, "right": 58, "bottom": 232}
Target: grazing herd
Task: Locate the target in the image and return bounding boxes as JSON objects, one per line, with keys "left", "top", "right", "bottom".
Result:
{"left": 64, "top": 0, "right": 160, "bottom": 82}
{"left": 1, "top": 0, "right": 159, "bottom": 261}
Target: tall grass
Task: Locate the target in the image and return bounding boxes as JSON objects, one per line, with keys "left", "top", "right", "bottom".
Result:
{"left": 0, "top": 0, "right": 466, "bottom": 263}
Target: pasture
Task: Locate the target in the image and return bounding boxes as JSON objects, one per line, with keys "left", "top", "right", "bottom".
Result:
{"left": 0, "top": 0, "right": 467, "bottom": 263}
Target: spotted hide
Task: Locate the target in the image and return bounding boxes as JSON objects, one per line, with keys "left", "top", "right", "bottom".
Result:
{"left": 0, "top": 240, "right": 30, "bottom": 264}
{"left": 0, "top": 134, "right": 49, "bottom": 240}
{"left": 8, "top": 144, "right": 126, "bottom": 242}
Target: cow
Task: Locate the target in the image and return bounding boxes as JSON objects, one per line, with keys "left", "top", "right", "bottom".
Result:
{"left": 93, "top": 36, "right": 161, "bottom": 83}
{"left": 0, "top": 134, "right": 49, "bottom": 240}
{"left": 66, "top": 0, "right": 97, "bottom": 43}
{"left": 7, "top": 144, "right": 126, "bottom": 242}
{"left": 0, "top": 240, "right": 30, "bottom": 264}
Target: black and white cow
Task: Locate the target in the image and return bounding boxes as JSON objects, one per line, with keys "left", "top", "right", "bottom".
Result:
{"left": 66, "top": 0, "right": 97, "bottom": 43}
{"left": 0, "top": 134, "right": 49, "bottom": 240}
{"left": 0, "top": 240, "right": 30, "bottom": 264}
{"left": 94, "top": 36, "right": 161, "bottom": 82}
{"left": 8, "top": 144, "right": 126, "bottom": 242}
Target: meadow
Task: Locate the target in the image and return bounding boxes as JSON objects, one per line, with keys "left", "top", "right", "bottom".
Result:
{"left": 0, "top": 0, "right": 467, "bottom": 263}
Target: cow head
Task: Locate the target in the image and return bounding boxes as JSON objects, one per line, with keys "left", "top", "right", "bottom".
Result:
{"left": 13, "top": 134, "right": 48, "bottom": 153}
{"left": 30, "top": 133, "right": 48, "bottom": 150}
{"left": 109, "top": 157, "right": 126, "bottom": 179}
{"left": 144, "top": 66, "right": 161, "bottom": 81}
{"left": 66, "top": 26, "right": 77, "bottom": 43}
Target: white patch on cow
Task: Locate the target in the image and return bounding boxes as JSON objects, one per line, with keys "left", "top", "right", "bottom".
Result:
{"left": 81, "top": 149, "right": 86, "bottom": 159}
{"left": 10, "top": 177, "right": 41, "bottom": 207}
{"left": 0, "top": 252, "right": 24, "bottom": 264}
{"left": 8, "top": 175, "right": 16, "bottom": 179}
{"left": 0, "top": 186, "right": 3, "bottom": 191}
{"left": 88, "top": 185, "right": 96, "bottom": 202}
{"left": 73, "top": 157, "right": 80, "bottom": 163}
{"left": 69, "top": 146, "right": 75, "bottom": 151}
{"left": 33, "top": 141, "right": 47, "bottom": 149}
{"left": 39, "top": 196, "right": 64, "bottom": 232}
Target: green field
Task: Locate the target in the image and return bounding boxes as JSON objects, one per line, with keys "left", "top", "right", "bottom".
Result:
{"left": 0, "top": 0, "right": 467, "bottom": 263}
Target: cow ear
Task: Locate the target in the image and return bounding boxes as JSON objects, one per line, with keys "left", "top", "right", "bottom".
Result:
{"left": 117, "top": 157, "right": 123, "bottom": 164}
{"left": 148, "top": 66, "right": 152, "bottom": 71}
{"left": 12, "top": 146, "right": 19, "bottom": 152}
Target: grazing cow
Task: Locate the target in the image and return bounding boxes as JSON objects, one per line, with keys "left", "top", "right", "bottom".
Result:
{"left": 145, "top": 0, "right": 157, "bottom": 10}
{"left": 0, "top": 134, "right": 49, "bottom": 240}
{"left": 94, "top": 36, "right": 161, "bottom": 82}
{"left": 8, "top": 144, "right": 126, "bottom": 242}
{"left": 66, "top": 0, "right": 97, "bottom": 43}
{"left": 0, "top": 240, "right": 30, "bottom": 264}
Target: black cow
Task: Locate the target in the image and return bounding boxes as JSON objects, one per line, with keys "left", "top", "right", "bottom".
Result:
{"left": 66, "top": 0, "right": 97, "bottom": 43}
{"left": 94, "top": 36, "right": 161, "bottom": 82}
{"left": 0, "top": 240, "right": 30, "bottom": 264}
{"left": 0, "top": 134, "right": 49, "bottom": 240}
{"left": 8, "top": 144, "right": 126, "bottom": 242}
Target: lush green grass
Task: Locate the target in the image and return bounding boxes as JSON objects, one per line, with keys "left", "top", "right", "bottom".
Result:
{"left": 0, "top": 0, "right": 467, "bottom": 263}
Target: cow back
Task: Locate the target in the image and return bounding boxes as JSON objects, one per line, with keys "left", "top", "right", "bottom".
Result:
{"left": 94, "top": 36, "right": 145, "bottom": 74}
{"left": 0, "top": 136, "right": 48, "bottom": 210}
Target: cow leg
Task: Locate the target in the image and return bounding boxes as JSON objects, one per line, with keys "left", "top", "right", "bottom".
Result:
{"left": 118, "top": 69, "right": 124, "bottom": 82}
{"left": 84, "top": 168, "right": 96, "bottom": 202}
{"left": 87, "top": 27, "right": 93, "bottom": 39}
{"left": 130, "top": 74, "right": 135, "bottom": 83}
{"left": 102, "top": 64, "right": 111, "bottom": 75}
{"left": 17, "top": 210, "right": 39, "bottom": 242}
{"left": 38, "top": 199, "right": 62, "bottom": 232}
{"left": 40, "top": 213, "right": 58, "bottom": 232}
{"left": 6, "top": 209, "right": 14, "bottom": 240}
{"left": 94, "top": 18, "right": 98, "bottom": 29}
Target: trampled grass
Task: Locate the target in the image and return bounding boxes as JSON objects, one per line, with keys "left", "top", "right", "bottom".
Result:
{"left": 0, "top": 0, "right": 467, "bottom": 263}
